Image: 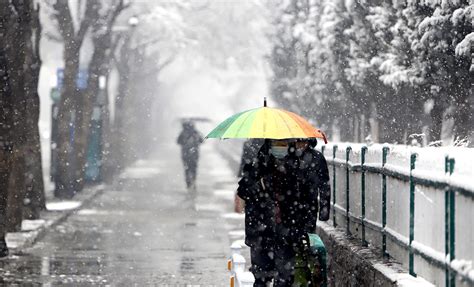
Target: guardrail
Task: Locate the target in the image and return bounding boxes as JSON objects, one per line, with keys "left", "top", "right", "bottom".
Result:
{"left": 228, "top": 242, "right": 255, "bottom": 287}
{"left": 317, "top": 143, "right": 474, "bottom": 287}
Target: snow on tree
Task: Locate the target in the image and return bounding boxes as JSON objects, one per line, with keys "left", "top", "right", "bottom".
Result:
{"left": 267, "top": 0, "right": 474, "bottom": 144}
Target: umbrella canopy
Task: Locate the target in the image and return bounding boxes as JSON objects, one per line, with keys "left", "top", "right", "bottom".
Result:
{"left": 206, "top": 105, "right": 327, "bottom": 142}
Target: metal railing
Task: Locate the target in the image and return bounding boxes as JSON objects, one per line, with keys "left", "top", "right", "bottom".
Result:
{"left": 318, "top": 143, "right": 474, "bottom": 287}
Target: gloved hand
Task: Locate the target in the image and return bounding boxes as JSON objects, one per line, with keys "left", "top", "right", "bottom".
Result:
{"left": 318, "top": 206, "right": 329, "bottom": 221}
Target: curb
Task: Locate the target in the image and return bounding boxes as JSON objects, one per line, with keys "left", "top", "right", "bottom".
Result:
{"left": 6, "top": 184, "right": 105, "bottom": 254}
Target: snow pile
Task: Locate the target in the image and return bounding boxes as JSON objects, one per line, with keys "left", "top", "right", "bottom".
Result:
{"left": 21, "top": 219, "right": 46, "bottom": 232}
{"left": 451, "top": 259, "right": 474, "bottom": 283}
{"left": 46, "top": 201, "right": 82, "bottom": 211}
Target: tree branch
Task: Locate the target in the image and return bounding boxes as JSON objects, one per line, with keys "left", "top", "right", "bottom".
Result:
{"left": 33, "top": 3, "right": 42, "bottom": 69}
{"left": 76, "top": 0, "right": 98, "bottom": 42}
{"left": 108, "top": 0, "right": 131, "bottom": 30}
{"left": 157, "top": 55, "right": 176, "bottom": 72}
{"left": 52, "top": 0, "right": 74, "bottom": 41}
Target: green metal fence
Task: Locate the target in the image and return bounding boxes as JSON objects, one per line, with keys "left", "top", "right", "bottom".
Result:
{"left": 318, "top": 144, "right": 474, "bottom": 287}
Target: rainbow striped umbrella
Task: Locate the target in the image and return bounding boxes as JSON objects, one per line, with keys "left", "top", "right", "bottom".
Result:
{"left": 206, "top": 100, "right": 327, "bottom": 142}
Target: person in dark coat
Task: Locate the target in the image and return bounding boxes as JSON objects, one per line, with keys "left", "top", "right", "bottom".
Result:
{"left": 272, "top": 139, "right": 330, "bottom": 286}
{"left": 237, "top": 140, "right": 276, "bottom": 286}
{"left": 177, "top": 121, "right": 203, "bottom": 190}
{"left": 235, "top": 139, "right": 300, "bottom": 285}
{"left": 238, "top": 138, "right": 330, "bottom": 287}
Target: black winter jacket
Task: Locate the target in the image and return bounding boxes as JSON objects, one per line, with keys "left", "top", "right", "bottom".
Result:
{"left": 237, "top": 145, "right": 331, "bottom": 247}
{"left": 277, "top": 148, "right": 331, "bottom": 244}
{"left": 237, "top": 146, "right": 276, "bottom": 248}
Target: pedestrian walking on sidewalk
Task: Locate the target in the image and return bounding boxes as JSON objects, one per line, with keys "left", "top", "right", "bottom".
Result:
{"left": 237, "top": 140, "right": 276, "bottom": 286}
{"left": 177, "top": 121, "right": 203, "bottom": 191}
{"left": 272, "top": 139, "right": 330, "bottom": 287}
{"left": 205, "top": 98, "right": 329, "bottom": 286}
{"left": 237, "top": 139, "right": 330, "bottom": 287}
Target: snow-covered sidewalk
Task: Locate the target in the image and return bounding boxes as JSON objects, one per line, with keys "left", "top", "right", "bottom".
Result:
{"left": 5, "top": 185, "right": 105, "bottom": 253}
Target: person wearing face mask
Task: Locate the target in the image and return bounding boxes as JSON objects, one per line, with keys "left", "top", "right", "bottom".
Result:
{"left": 237, "top": 139, "right": 291, "bottom": 286}
{"left": 237, "top": 138, "right": 330, "bottom": 286}
{"left": 271, "top": 139, "right": 330, "bottom": 287}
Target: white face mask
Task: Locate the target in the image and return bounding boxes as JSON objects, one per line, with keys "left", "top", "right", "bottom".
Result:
{"left": 271, "top": 146, "right": 288, "bottom": 159}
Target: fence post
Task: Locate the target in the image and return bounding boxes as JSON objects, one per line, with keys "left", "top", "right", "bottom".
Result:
{"left": 333, "top": 145, "right": 337, "bottom": 227}
{"left": 361, "top": 146, "right": 367, "bottom": 246}
{"left": 445, "top": 156, "right": 450, "bottom": 287}
{"left": 409, "top": 153, "right": 417, "bottom": 277}
{"left": 449, "top": 158, "right": 456, "bottom": 287}
{"left": 382, "top": 146, "right": 389, "bottom": 257}
{"left": 346, "top": 146, "right": 352, "bottom": 234}
{"left": 321, "top": 145, "right": 325, "bottom": 155}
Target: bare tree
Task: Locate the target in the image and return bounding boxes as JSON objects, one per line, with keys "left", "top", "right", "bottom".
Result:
{"left": 0, "top": 0, "right": 16, "bottom": 255}
{"left": 109, "top": 23, "right": 176, "bottom": 171}
{"left": 52, "top": 0, "right": 97, "bottom": 198}
{"left": 75, "top": 0, "right": 129, "bottom": 188}
{"left": 23, "top": 3, "right": 46, "bottom": 220}
{"left": 0, "top": 0, "right": 45, "bottom": 235}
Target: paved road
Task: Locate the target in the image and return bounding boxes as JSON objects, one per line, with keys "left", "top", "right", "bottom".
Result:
{"left": 0, "top": 143, "right": 245, "bottom": 286}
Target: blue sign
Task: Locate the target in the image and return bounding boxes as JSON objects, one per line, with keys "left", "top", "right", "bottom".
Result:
{"left": 56, "top": 68, "right": 88, "bottom": 90}
{"left": 57, "top": 69, "right": 64, "bottom": 89}
{"left": 76, "top": 70, "right": 88, "bottom": 89}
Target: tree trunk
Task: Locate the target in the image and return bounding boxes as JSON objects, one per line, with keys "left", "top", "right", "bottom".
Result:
{"left": 75, "top": 33, "right": 111, "bottom": 189}
{"left": 23, "top": 3, "right": 45, "bottom": 218}
{"left": 23, "top": 90, "right": 45, "bottom": 219}
{"left": 5, "top": 0, "right": 30, "bottom": 232}
{"left": 0, "top": 148, "right": 12, "bottom": 238}
{"left": 452, "top": 58, "right": 472, "bottom": 141}
{"left": 74, "top": 82, "right": 96, "bottom": 191}
{"left": 55, "top": 44, "right": 81, "bottom": 198}
{"left": 429, "top": 99, "right": 444, "bottom": 143}
{"left": 0, "top": 1, "right": 14, "bottom": 243}
{"left": 101, "top": 79, "right": 114, "bottom": 183}
{"left": 6, "top": 148, "right": 26, "bottom": 231}
{"left": 111, "top": 42, "right": 132, "bottom": 173}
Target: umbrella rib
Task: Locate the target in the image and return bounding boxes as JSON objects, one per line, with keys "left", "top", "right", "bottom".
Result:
{"left": 262, "top": 108, "right": 267, "bottom": 138}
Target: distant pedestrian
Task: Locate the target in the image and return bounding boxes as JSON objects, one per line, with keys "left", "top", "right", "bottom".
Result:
{"left": 177, "top": 121, "right": 203, "bottom": 190}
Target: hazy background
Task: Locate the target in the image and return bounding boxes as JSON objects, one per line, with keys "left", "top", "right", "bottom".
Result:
{"left": 38, "top": 0, "right": 272, "bottom": 185}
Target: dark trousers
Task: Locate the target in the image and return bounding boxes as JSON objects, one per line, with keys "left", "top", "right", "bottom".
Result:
{"left": 182, "top": 156, "right": 198, "bottom": 188}
{"left": 250, "top": 245, "right": 274, "bottom": 287}
{"left": 274, "top": 242, "right": 297, "bottom": 287}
